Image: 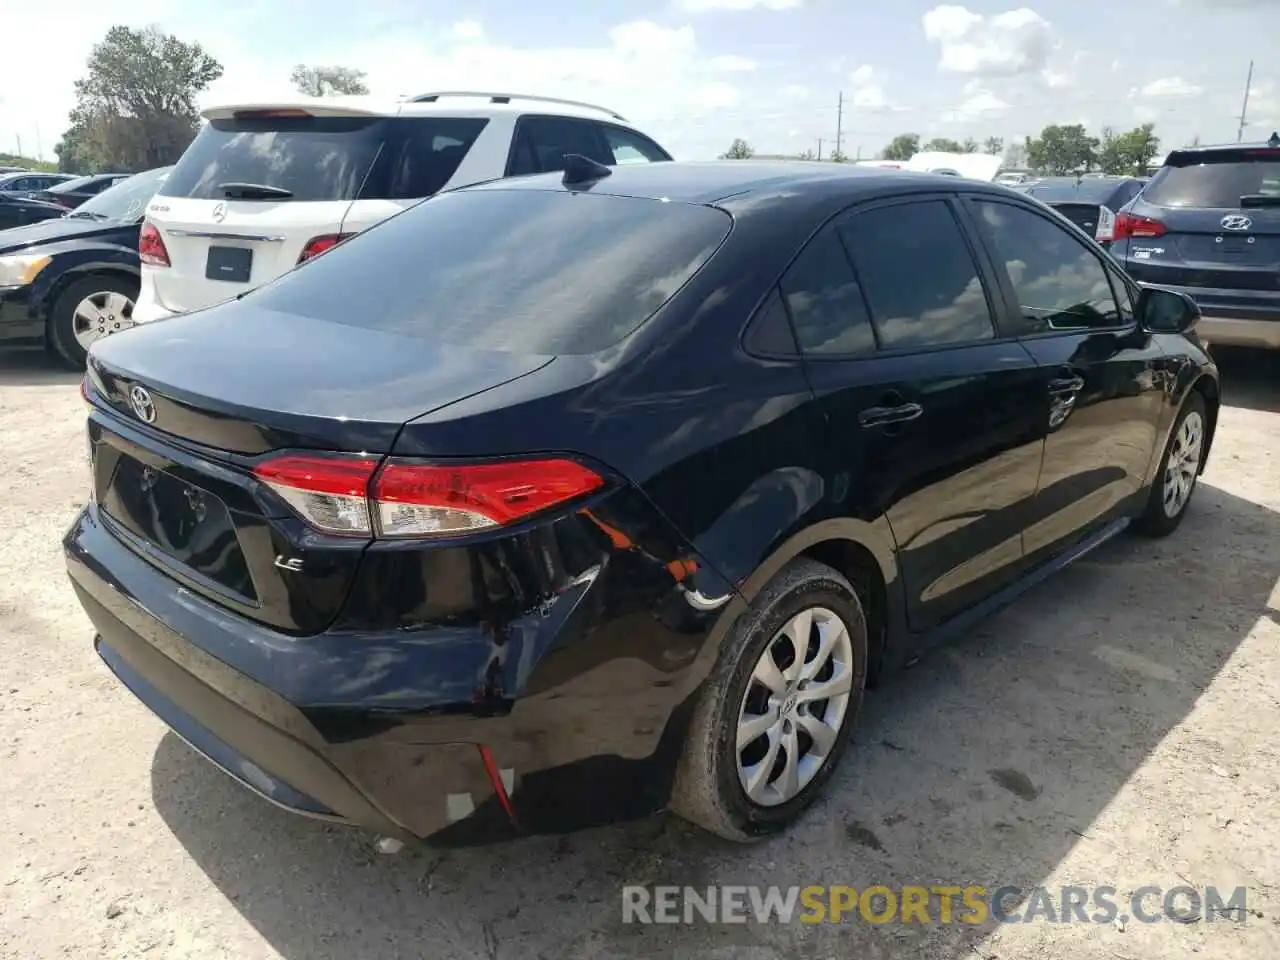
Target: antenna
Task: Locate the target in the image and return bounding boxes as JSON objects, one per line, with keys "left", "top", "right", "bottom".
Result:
{"left": 561, "top": 154, "right": 612, "bottom": 187}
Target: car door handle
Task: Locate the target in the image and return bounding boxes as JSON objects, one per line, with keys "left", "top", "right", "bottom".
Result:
{"left": 1048, "top": 375, "right": 1085, "bottom": 396}
{"left": 858, "top": 402, "right": 923, "bottom": 428}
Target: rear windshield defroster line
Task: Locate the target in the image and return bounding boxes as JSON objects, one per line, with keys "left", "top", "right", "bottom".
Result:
{"left": 246, "top": 189, "right": 733, "bottom": 355}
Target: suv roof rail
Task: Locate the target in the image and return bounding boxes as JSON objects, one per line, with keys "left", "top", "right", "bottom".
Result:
{"left": 407, "top": 91, "right": 628, "bottom": 122}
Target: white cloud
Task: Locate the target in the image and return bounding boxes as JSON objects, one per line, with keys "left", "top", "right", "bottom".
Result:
{"left": 708, "top": 54, "right": 758, "bottom": 72}
{"left": 448, "top": 19, "right": 485, "bottom": 43}
{"left": 923, "top": 5, "right": 1055, "bottom": 78}
{"left": 675, "top": 0, "right": 802, "bottom": 10}
{"left": 1135, "top": 76, "right": 1204, "bottom": 99}
{"left": 848, "top": 65, "right": 890, "bottom": 111}
{"left": 943, "top": 89, "right": 1011, "bottom": 122}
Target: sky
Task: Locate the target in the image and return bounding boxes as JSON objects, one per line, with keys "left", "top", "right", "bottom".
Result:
{"left": 2, "top": 0, "right": 1279, "bottom": 164}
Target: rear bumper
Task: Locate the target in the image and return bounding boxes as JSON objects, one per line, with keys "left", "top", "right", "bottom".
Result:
{"left": 63, "top": 492, "right": 721, "bottom": 843}
{"left": 129, "top": 294, "right": 177, "bottom": 326}
{"left": 1195, "top": 316, "right": 1280, "bottom": 350}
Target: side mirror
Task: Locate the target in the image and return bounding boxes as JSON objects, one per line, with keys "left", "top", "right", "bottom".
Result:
{"left": 1137, "top": 285, "right": 1200, "bottom": 334}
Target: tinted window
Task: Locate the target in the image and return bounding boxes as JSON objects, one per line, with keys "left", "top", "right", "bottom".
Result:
{"left": 840, "top": 200, "right": 995, "bottom": 349}
{"left": 161, "top": 116, "right": 486, "bottom": 202}
{"left": 249, "top": 189, "right": 730, "bottom": 355}
{"left": 508, "top": 117, "right": 610, "bottom": 176}
{"left": 7, "top": 177, "right": 33, "bottom": 191}
{"left": 975, "top": 200, "right": 1122, "bottom": 333}
{"left": 380, "top": 119, "right": 490, "bottom": 198}
{"left": 602, "top": 126, "right": 670, "bottom": 164}
{"left": 780, "top": 230, "right": 876, "bottom": 356}
{"left": 1027, "top": 178, "right": 1131, "bottom": 204}
{"left": 743, "top": 288, "right": 800, "bottom": 356}
{"left": 1143, "top": 154, "right": 1280, "bottom": 208}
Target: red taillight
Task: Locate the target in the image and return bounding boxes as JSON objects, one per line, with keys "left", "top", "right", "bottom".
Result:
{"left": 251, "top": 454, "right": 604, "bottom": 538}
{"left": 139, "top": 221, "right": 171, "bottom": 267}
{"left": 80, "top": 374, "right": 91, "bottom": 404}
{"left": 233, "top": 108, "right": 313, "bottom": 120}
{"left": 372, "top": 459, "right": 605, "bottom": 537}
{"left": 1113, "top": 212, "right": 1166, "bottom": 240}
{"left": 297, "top": 233, "right": 354, "bottom": 264}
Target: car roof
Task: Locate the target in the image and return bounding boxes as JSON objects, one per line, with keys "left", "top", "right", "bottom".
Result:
{"left": 464, "top": 159, "right": 1004, "bottom": 207}
{"left": 202, "top": 92, "right": 636, "bottom": 125}
{"left": 1162, "top": 133, "right": 1280, "bottom": 165}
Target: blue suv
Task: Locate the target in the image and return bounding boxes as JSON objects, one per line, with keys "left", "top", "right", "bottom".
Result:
{"left": 1112, "top": 132, "right": 1280, "bottom": 350}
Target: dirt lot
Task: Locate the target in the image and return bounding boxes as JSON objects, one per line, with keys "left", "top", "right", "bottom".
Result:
{"left": 1, "top": 347, "right": 1278, "bottom": 960}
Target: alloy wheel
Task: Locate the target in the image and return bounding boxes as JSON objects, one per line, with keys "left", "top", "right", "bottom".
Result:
{"left": 73, "top": 291, "right": 135, "bottom": 350}
{"left": 1162, "top": 410, "right": 1203, "bottom": 519}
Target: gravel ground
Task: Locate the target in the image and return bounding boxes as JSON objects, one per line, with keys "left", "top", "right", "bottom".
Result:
{"left": 1, "top": 346, "right": 1278, "bottom": 960}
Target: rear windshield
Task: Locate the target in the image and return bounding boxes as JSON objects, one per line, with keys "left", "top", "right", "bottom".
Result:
{"left": 50, "top": 176, "right": 95, "bottom": 193}
{"left": 1026, "top": 179, "right": 1123, "bottom": 203}
{"left": 160, "top": 115, "right": 489, "bottom": 202}
{"left": 248, "top": 188, "right": 731, "bottom": 355}
{"left": 74, "top": 167, "right": 171, "bottom": 221}
{"left": 1143, "top": 153, "right": 1280, "bottom": 208}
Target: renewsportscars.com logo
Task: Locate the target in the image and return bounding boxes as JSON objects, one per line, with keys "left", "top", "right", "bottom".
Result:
{"left": 621, "top": 884, "right": 1252, "bottom": 925}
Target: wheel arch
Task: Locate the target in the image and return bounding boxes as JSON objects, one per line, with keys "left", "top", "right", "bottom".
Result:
{"left": 689, "top": 518, "right": 904, "bottom": 694}
{"left": 41, "top": 264, "right": 141, "bottom": 342}
{"left": 1189, "top": 373, "right": 1219, "bottom": 474}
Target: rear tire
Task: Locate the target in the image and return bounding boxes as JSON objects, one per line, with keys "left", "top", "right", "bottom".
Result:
{"left": 1134, "top": 391, "right": 1207, "bottom": 537}
{"left": 47, "top": 274, "right": 139, "bottom": 370}
{"left": 670, "top": 558, "right": 868, "bottom": 841}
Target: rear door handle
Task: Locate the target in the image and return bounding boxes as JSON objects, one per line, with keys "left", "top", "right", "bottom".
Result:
{"left": 858, "top": 402, "right": 923, "bottom": 428}
{"left": 1048, "top": 375, "right": 1085, "bottom": 396}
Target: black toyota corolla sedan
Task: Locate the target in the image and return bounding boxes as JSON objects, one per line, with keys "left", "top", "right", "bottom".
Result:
{"left": 65, "top": 160, "right": 1218, "bottom": 847}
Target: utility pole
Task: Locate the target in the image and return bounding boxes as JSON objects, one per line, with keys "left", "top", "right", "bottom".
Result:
{"left": 834, "top": 91, "right": 844, "bottom": 159}
{"left": 15, "top": 134, "right": 22, "bottom": 159}
{"left": 1238, "top": 60, "right": 1254, "bottom": 143}
{"left": 35, "top": 122, "right": 43, "bottom": 161}
{"left": 816, "top": 138, "right": 823, "bottom": 160}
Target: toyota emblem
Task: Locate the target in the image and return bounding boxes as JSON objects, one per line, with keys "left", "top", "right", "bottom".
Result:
{"left": 212, "top": 201, "right": 228, "bottom": 223}
{"left": 129, "top": 385, "right": 157, "bottom": 424}
{"left": 1220, "top": 214, "right": 1252, "bottom": 231}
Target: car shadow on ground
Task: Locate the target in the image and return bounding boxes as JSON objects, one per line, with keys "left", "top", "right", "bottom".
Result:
{"left": 1214, "top": 346, "right": 1280, "bottom": 415}
{"left": 149, "top": 477, "right": 1280, "bottom": 960}
{"left": 0, "top": 347, "right": 79, "bottom": 387}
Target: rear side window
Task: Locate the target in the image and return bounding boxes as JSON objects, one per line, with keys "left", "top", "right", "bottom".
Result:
{"left": 1144, "top": 154, "right": 1280, "bottom": 208}
{"left": 248, "top": 189, "right": 730, "bottom": 355}
{"left": 602, "top": 126, "right": 670, "bottom": 164}
{"left": 840, "top": 200, "right": 996, "bottom": 350}
{"left": 508, "top": 117, "right": 612, "bottom": 176}
{"left": 161, "top": 116, "right": 488, "bottom": 202}
{"left": 780, "top": 230, "right": 876, "bottom": 356}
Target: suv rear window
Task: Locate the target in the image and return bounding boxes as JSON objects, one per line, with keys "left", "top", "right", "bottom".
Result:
{"left": 1143, "top": 152, "right": 1280, "bottom": 208}
{"left": 161, "top": 115, "right": 489, "bottom": 202}
{"left": 248, "top": 189, "right": 731, "bottom": 355}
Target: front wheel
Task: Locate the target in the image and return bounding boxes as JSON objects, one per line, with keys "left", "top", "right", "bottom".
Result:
{"left": 47, "top": 274, "right": 139, "bottom": 369}
{"left": 670, "top": 558, "right": 868, "bottom": 841}
{"left": 1135, "top": 391, "right": 1207, "bottom": 537}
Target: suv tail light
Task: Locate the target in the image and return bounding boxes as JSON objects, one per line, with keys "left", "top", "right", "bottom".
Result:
{"left": 297, "top": 233, "right": 354, "bottom": 264}
{"left": 139, "top": 221, "right": 171, "bottom": 267}
{"left": 1114, "top": 212, "right": 1166, "bottom": 240}
{"left": 252, "top": 454, "right": 604, "bottom": 538}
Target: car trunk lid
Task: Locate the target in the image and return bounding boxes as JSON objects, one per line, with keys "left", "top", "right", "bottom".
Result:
{"left": 85, "top": 302, "right": 551, "bottom": 634}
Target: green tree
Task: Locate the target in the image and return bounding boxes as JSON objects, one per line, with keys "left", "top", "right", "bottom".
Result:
{"left": 924, "top": 137, "right": 964, "bottom": 153}
{"left": 720, "top": 138, "right": 754, "bottom": 159}
{"left": 1025, "top": 124, "right": 1099, "bottom": 175}
{"left": 984, "top": 136, "right": 1004, "bottom": 156}
{"left": 1003, "top": 140, "right": 1028, "bottom": 169}
{"left": 797, "top": 148, "right": 816, "bottom": 160}
{"left": 1097, "top": 124, "right": 1161, "bottom": 176}
{"left": 881, "top": 133, "right": 920, "bottom": 161}
{"left": 829, "top": 148, "right": 849, "bottom": 163}
{"left": 290, "top": 64, "right": 370, "bottom": 97}
{"left": 961, "top": 137, "right": 980, "bottom": 153}
{"left": 55, "top": 26, "right": 222, "bottom": 173}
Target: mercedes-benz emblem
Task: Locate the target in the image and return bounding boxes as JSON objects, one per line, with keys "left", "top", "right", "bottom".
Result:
{"left": 129, "top": 385, "right": 156, "bottom": 424}
{"left": 1220, "top": 214, "right": 1252, "bottom": 231}
{"left": 211, "top": 201, "right": 228, "bottom": 223}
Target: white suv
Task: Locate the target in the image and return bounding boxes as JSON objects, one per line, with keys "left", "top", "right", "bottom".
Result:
{"left": 134, "top": 92, "right": 673, "bottom": 324}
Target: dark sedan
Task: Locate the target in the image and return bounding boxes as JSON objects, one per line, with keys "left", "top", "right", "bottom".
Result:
{"left": 0, "top": 166, "right": 170, "bottom": 367}
{"left": 66, "top": 161, "right": 1218, "bottom": 848}
{"left": 29, "top": 173, "right": 132, "bottom": 210}
{"left": 0, "top": 192, "right": 68, "bottom": 230}
{"left": 0, "top": 171, "right": 76, "bottom": 197}
{"left": 1016, "top": 175, "right": 1147, "bottom": 246}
